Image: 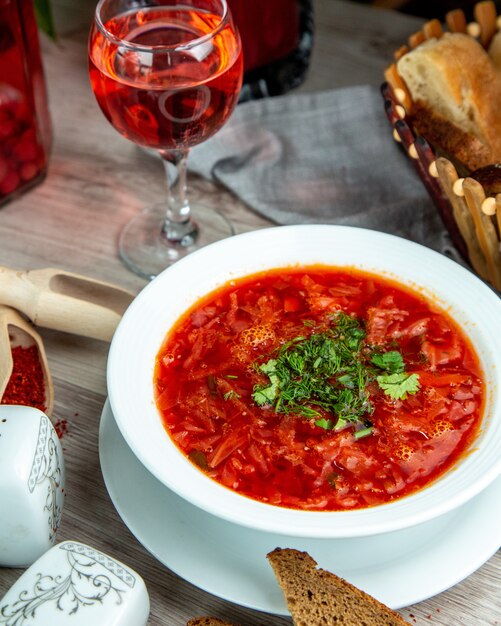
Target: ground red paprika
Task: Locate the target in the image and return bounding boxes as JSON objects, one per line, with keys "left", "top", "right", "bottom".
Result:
{"left": 1, "top": 344, "right": 46, "bottom": 412}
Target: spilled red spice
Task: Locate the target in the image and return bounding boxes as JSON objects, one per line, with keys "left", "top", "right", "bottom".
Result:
{"left": 1, "top": 345, "right": 46, "bottom": 412}
{"left": 54, "top": 419, "right": 68, "bottom": 438}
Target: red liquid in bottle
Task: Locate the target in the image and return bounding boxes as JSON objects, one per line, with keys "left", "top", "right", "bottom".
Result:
{"left": 0, "top": 0, "right": 51, "bottom": 204}
{"left": 89, "top": 7, "right": 243, "bottom": 150}
{"left": 227, "top": 0, "right": 300, "bottom": 73}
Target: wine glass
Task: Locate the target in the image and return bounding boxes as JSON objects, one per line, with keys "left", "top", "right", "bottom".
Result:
{"left": 89, "top": 0, "right": 243, "bottom": 279}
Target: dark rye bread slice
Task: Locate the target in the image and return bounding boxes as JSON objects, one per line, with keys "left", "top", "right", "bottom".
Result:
{"left": 267, "top": 548, "right": 410, "bottom": 626}
{"left": 187, "top": 618, "right": 236, "bottom": 626}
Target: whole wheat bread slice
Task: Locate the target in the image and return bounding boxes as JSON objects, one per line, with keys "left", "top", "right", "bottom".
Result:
{"left": 267, "top": 548, "right": 409, "bottom": 626}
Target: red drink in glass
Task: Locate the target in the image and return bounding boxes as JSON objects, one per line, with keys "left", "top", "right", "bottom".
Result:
{"left": 88, "top": 0, "right": 243, "bottom": 279}
{"left": 89, "top": 6, "right": 243, "bottom": 150}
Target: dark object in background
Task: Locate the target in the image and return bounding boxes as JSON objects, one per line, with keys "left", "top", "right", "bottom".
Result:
{"left": 229, "top": 0, "right": 314, "bottom": 101}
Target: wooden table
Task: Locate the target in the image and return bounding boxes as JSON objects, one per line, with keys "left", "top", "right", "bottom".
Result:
{"left": 0, "top": 1, "right": 499, "bottom": 624}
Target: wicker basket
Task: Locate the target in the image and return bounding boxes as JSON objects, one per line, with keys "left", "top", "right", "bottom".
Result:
{"left": 382, "top": 0, "right": 501, "bottom": 291}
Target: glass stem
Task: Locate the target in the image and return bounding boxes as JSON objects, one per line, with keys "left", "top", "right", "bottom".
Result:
{"left": 160, "top": 148, "right": 199, "bottom": 246}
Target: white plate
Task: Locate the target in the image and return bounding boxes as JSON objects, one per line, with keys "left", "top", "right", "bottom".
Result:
{"left": 99, "top": 399, "right": 501, "bottom": 615}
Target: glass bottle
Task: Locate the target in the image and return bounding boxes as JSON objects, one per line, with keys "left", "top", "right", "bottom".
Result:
{"left": 228, "top": 0, "right": 315, "bottom": 102}
{"left": 0, "top": 0, "right": 52, "bottom": 206}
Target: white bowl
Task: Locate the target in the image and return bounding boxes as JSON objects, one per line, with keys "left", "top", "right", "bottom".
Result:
{"left": 107, "top": 225, "right": 501, "bottom": 538}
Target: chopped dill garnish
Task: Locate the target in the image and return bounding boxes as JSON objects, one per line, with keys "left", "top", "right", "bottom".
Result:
{"left": 252, "top": 311, "right": 420, "bottom": 438}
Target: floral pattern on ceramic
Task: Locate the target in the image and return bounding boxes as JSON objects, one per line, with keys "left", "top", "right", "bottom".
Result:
{"left": 28, "top": 414, "right": 64, "bottom": 542}
{"left": 0, "top": 541, "right": 150, "bottom": 626}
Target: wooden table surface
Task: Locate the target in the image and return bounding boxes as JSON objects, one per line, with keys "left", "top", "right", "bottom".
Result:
{"left": 0, "top": 1, "right": 499, "bottom": 624}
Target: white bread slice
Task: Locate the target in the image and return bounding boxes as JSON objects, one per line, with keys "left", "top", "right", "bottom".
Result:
{"left": 267, "top": 548, "right": 410, "bottom": 626}
{"left": 396, "top": 33, "right": 501, "bottom": 171}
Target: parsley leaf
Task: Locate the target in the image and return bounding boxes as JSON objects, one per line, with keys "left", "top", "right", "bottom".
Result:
{"left": 252, "top": 360, "right": 280, "bottom": 405}
{"left": 315, "top": 418, "right": 334, "bottom": 430}
{"left": 376, "top": 372, "right": 420, "bottom": 400}
{"left": 252, "top": 382, "right": 278, "bottom": 405}
{"left": 371, "top": 350, "right": 404, "bottom": 374}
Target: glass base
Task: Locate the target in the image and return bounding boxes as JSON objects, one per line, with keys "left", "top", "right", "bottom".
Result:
{"left": 118, "top": 203, "right": 235, "bottom": 280}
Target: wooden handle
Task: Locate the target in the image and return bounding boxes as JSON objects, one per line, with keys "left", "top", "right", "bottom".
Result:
{"left": 0, "top": 267, "right": 135, "bottom": 342}
{"left": 0, "top": 310, "right": 13, "bottom": 401}
{"left": 0, "top": 267, "right": 36, "bottom": 315}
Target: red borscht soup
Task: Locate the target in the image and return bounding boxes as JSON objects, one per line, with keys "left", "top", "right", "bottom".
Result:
{"left": 153, "top": 267, "right": 484, "bottom": 511}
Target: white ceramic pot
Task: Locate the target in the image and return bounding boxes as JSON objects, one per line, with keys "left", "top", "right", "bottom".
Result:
{"left": 0, "top": 405, "right": 65, "bottom": 567}
{"left": 0, "top": 540, "right": 150, "bottom": 625}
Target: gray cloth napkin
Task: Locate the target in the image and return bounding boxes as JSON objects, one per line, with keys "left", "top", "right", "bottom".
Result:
{"left": 189, "top": 85, "right": 453, "bottom": 255}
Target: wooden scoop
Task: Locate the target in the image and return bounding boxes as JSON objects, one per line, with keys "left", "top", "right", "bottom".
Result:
{"left": 0, "top": 267, "right": 135, "bottom": 342}
{"left": 0, "top": 305, "right": 54, "bottom": 416}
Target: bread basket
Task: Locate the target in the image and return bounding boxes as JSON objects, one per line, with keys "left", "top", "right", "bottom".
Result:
{"left": 382, "top": 0, "right": 501, "bottom": 291}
